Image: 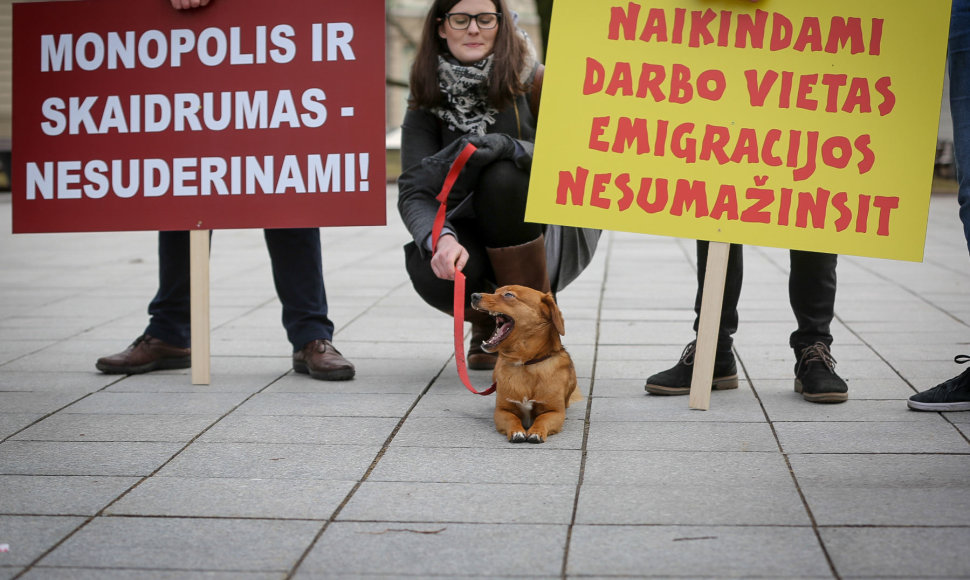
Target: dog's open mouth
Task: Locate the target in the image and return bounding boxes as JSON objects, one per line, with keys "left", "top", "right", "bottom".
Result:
{"left": 481, "top": 313, "right": 514, "bottom": 352}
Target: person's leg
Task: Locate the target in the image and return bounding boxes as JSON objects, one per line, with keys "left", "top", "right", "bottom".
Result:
{"left": 96, "top": 231, "right": 193, "bottom": 374}
{"left": 644, "top": 241, "right": 741, "bottom": 395}
{"left": 788, "top": 250, "right": 846, "bottom": 403}
{"left": 145, "top": 231, "right": 193, "bottom": 347}
{"left": 951, "top": 0, "right": 970, "bottom": 255}
{"left": 265, "top": 228, "right": 353, "bottom": 380}
{"left": 473, "top": 160, "right": 550, "bottom": 292}
{"left": 694, "top": 241, "right": 743, "bottom": 357}
{"left": 788, "top": 250, "right": 837, "bottom": 351}
{"left": 472, "top": 160, "right": 543, "bottom": 249}
{"left": 909, "top": 0, "right": 970, "bottom": 409}
{"left": 263, "top": 228, "right": 334, "bottom": 349}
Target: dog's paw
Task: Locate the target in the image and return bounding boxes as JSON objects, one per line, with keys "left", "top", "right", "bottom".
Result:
{"left": 509, "top": 431, "right": 527, "bottom": 443}
{"left": 526, "top": 433, "right": 544, "bottom": 444}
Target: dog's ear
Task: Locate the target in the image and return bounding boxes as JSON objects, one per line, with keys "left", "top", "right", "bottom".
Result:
{"left": 542, "top": 292, "right": 565, "bottom": 336}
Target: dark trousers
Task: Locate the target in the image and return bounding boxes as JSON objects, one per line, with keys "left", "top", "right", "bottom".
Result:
{"left": 951, "top": 0, "right": 970, "bottom": 254}
{"left": 694, "top": 241, "right": 838, "bottom": 357}
{"left": 145, "top": 228, "right": 334, "bottom": 351}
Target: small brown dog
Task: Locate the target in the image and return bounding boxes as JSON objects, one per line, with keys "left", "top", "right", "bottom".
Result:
{"left": 470, "top": 285, "right": 581, "bottom": 443}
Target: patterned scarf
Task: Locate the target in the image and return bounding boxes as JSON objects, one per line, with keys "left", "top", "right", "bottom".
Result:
{"left": 432, "top": 54, "right": 499, "bottom": 136}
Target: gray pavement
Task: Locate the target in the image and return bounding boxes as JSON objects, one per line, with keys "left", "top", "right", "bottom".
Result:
{"left": 1, "top": 186, "right": 969, "bottom": 579}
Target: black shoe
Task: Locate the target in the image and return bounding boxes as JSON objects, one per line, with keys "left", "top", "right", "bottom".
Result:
{"left": 645, "top": 341, "right": 739, "bottom": 395}
{"left": 908, "top": 355, "right": 970, "bottom": 411}
{"left": 794, "top": 342, "right": 848, "bottom": 403}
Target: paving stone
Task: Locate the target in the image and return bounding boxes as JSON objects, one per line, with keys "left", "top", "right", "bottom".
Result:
{"left": 787, "top": 454, "right": 970, "bottom": 488}
{"left": 296, "top": 522, "right": 566, "bottom": 577}
{"left": 20, "top": 570, "right": 280, "bottom": 580}
{"left": 107, "top": 477, "right": 355, "bottom": 519}
{"left": 0, "top": 515, "right": 85, "bottom": 566}
{"left": 0, "top": 392, "right": 86, "bottom": 415}
{"left": 590, "top": 394, "right": 768, "bottom": 422}
{"left": 586, "top": 420, "right": 778, "bottom": 452}
{"left": 0, "top": 441, "right": 183, "bottom": 476}
{"left": 822, "top": 527, "right": 970, "bottom": 578}
{"left": 39, "top": 516, "right": 320, "bottom": 572}
{"left": 156, "top": 442, "right": 378, "bottom": 480}
{"left": 587, "top": 377, "right": 651, "bottom": 398}
{"left": 789, "top": 454, "right": 970, "bottom": 526}
{"left": 105, "top": 368, "right": 285, "bottom": 393}
{"left": 265, "top": 372, "right": 430, "bottom": 394}
{"left": 11, "top": 414, "right": 216, "bottom": 443}
{"left": 775, "top": 420, "right": 970, "bottom": 453}
{"left": 408, "top": 392, "right": 517, "bottom": 419}
{"left": 576, "top": 484, "right": 811, "bottom": 526}
{"left": 198, "top": 415, "right": 399, "bottom": 446}
{"left": 338, "top": 481, "right": 575, "bottom": 524}
{"left": 0, "top": 475, "right": 138, "bottom": 516}
{"left": 582, "top": 450, "right": 795, "bottom": 487}
{"left": 62, "top": 392, "right": 249, "bottom": 415}
{"left": 566, "top": 524, "right": 831, "bottom": 577}
{"left": 369, "top": 446, "right": 581, "bottom": 484}
{"left": 235, "top": 392, "right": 417, "bottom": 417}
{"left": 0, "top": 414, "right": 43, "bottom": 440}
{"left": 0, "top": 372, "right": 112, "bottom": 392}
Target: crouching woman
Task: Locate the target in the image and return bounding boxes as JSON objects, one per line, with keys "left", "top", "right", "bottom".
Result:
{"left": 397, "top": 0, "right": 599, "bottom": 370}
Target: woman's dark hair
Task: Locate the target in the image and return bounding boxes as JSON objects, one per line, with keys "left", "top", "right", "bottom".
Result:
{"left": 408, "top": 0, "right": 529, "bottom": 111}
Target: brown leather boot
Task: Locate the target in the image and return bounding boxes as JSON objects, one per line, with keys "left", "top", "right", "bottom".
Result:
{"left": 96, "top": 334, "right": 191, "bottom": 374}
{"left": 465, "top": 308, "right": 497, "bottom": 370}
{"left": 485, "top": 234, "right": 551, "bottom": 292}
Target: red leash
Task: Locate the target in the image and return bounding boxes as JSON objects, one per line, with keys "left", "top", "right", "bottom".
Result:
{"left": 431, "top": 143, "right": 496, "bottom": 396}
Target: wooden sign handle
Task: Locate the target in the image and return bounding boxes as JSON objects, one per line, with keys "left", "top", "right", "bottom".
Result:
{"left": 190, "top": 229, "right": 210, "bottom": 385}
{"left": 689, "top": 241, "right": 730, "bottom": 411}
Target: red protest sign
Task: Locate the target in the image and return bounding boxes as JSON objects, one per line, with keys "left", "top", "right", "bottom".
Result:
{"left": 13, "top": 0, "right": 386, "bottom": 233}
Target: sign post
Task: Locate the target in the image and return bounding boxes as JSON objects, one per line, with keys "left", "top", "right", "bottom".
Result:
{"left": 189, "top": 230, "right": 210, "bottom": 385}
{"left": 689, "top": 241, "right": 730, "bottom": 410}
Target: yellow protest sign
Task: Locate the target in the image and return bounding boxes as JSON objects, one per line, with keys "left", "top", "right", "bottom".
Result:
{"left": 526, "top": 0, "right": 951, "bottom": 261}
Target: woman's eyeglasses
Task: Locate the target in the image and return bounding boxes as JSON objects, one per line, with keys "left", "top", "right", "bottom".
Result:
{"left": 442, "top": 12, "right": 501, "bottom": 30}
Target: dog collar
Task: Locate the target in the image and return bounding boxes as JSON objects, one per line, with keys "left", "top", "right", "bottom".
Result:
{"left": 524, "top": 353, "right": 554, "bottom": 366}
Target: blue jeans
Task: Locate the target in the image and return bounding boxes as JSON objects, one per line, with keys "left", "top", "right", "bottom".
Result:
{"left": 951, "top": 0, "right": 970, "bottom": 254}
{"left": 145, "top": 228, "right": 335, "bottom": 351}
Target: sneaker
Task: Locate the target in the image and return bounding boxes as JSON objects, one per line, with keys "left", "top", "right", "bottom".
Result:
{"left": 908, "top": 355, "right": 970, "bottom": 411}
{"left": 645, "top": 341, "right": 739, "bottom": 395}
{"left": 794, "top": 342, "right": 848, "bottom": 403}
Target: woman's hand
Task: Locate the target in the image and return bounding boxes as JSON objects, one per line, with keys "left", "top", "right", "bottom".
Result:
{"left": 431, "top": 234, "right": 469, "bottom": 281}
{"left": 170, "top": 0, "right": 209, "bottom": 9}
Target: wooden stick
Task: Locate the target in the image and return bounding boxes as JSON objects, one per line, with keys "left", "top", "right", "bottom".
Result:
{"left": 689, "top": 241, "right": 730, "bottom": 411}
{"left": 189, "top": 229, "right": 210, "bottom": 385}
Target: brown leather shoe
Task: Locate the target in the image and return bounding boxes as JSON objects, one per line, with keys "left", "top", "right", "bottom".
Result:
{"left": 293, "top": 339, "right": 355, "bottom": 381}
{"left": 96, "top": 334, "right": 191, "bottom": 374}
